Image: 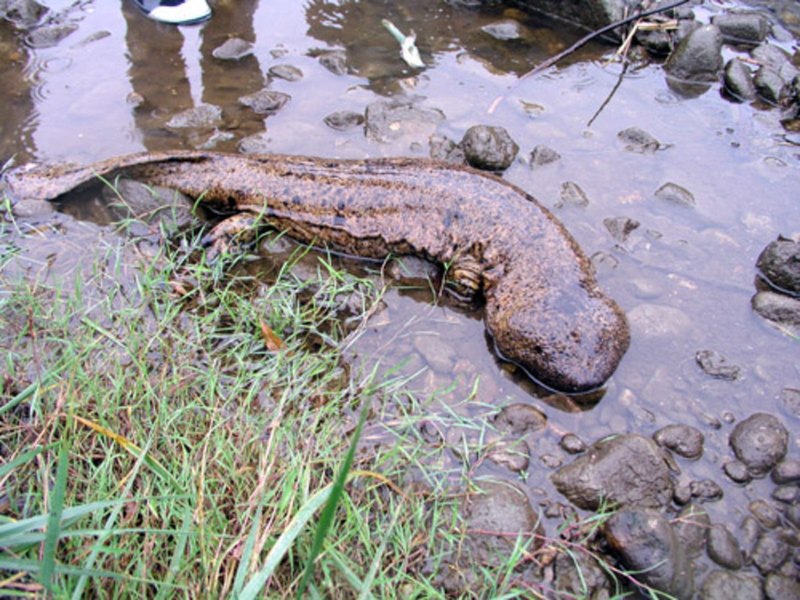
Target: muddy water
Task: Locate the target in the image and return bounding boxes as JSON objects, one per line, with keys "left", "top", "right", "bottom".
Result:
{"left": 1, "top": 0, "right": 799, "bottom": 529}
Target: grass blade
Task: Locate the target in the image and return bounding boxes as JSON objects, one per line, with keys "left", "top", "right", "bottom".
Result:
{"left": 296, "top": 403, "right": 369, "bottom": 598}
{"left": 237, "top": 484, "right": 333, "bottom": 600}
{"left": 39, "top": 437, "right": 71, "bottom": 593}
{"left": 232, "top": 504, "right": 262, "bottom": 598}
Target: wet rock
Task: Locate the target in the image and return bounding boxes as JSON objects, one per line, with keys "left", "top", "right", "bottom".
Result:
{"left": 666, "top": 24, "right": 723, "bottom": 82}
{"left": 556, "top": 181, "right": 589, "bottom": 209}
{"left": 752, "top": 531, "right": 789, "bottom": 574}
{"left": 788, "top": 504, "right": 800, "bottom": 528}
{"left": 772, "top": 458, "right": 800, "bottom": 484}
{"left": 460, "top": 125, "right": 518, "bottom": 171}
{"left": 724, "top": 459, "right": 752, "bottom": 484}
{"left": 25, "top": 22, "right": 77, "bottom": 48}
{"left": 385, "top": 255, "right": 440, "bottom": 286}
{"left": 559, "top": 433, "right": 586, "bottom": 455}
{"left": 730, "top": 413, "right": 789, "bottom": 477}
{"left": 690, "top": 479, "right": 723, "bottom": 503}
{"left": 755, "top": 67, "right": 788, "bottom": 104}
{"left": 673, "top": 482, "right": 692, "bottom": 506}
{"left": 700, "top": 570, "right": 764, "bottom": 600}
{"left": 618, "top": 126, "right": 662, "bottom": 153}
{"left": 765, "top": 573, "right": 800, "bottom": 599}
{"left": 212, "top": 37, "right": 254, "bottom": 60}
{"left": 0, "top": 0, "right": 47, "bottom": 29}
{"left": 601, "top": 222, "right": 645, "bottom": 253}
{"left": 741, "top": 516, "right": 764, "bottom": 560}
{"left": 323, "top": 111, "right": 364, "bottom": 131}
{"left": 239, "top": 89, "right": 291, "bottom": 115}
{"left": 750, "top": 499, "right": 782, "bottom": 529}
{"left": 674, "top": 504, "right": 710, "bottom": 558}
{"left": 713, "top": 13, "right": 768, "bottom": 46}
{"left": 267, "top": 64, "right": 303, "bottom": 82}
{"left": 752, "top": 291, "right": 800, "bottom": 331}
{"left": 707, "top": 524, "right": 743, "bottom": 569}
{"left": 493, "top": 403, "right": 546, "bottom": 436}
{"left": 413, "top": 335, "right": 455, "bottom": 373}
{"left": 487, "top": 439, "right": 530, "bottom": 473}
{"left": 695, "top": 350, "right": 741, "bottom": 380}
{"left": 772, "top": 485, "right": 799, "bottom": 504}
{"left": 481, "top": 19, "right": 523, "bottom": 41}
{"left": 101, "top": 179, "right": 192, "bottom": 230}
{"left": 551, "top": 434, "right": 673, "bottom": 511}
{"left": 780, "top": 387, "right": 800, "bottom": 419}
{"left": 317, "top": 50, "right": 348, "bottom": 75}
{"left": 757, "top": 237, "right": 800, "bottom": 296}
{"left": 238, "top": 132, "right": 271, "bottom": 154}
{"left": 365, "top": 99, "right": 444, "bottom": 145}
{"left": 166, "top": 104, "right": 222, "bottom": 129}
{"left": 654, "top": 182, "right": 695, "bottom": 207}
{"left": 10, "top": 198, "right": 54, "bottom": 218}
{"left": 637, "top": 28, "right": 672, "bottom": 56}
{"left": 724, "top": 58, "right": 757, "bottom": 101}
{"left": 461, "top": 480, "right": 543, "bottom": 567}
{"left": 528, "top": 144, "right": 560, "bottom": 168}
{"left": 627, "top": 303, "right": 692, "bottom": 339}
{"left": 654, "top": 424, "right": 704, "bottom": 460}
{"left": 552, "top": 550, "right": 611, "bottom": 599}
{"left": 604, "top": 507, "right": 694, "bottom": 599}
{"left": 751, "top": 44, "right": 792, "bottom": 72}
{"left": 428, "top": 134, "right": 466, "bottom": 164}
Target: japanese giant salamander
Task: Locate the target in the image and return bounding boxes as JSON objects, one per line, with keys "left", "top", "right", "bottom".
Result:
{"left": 4, "top": 151, "right": 630, "bottom": 392}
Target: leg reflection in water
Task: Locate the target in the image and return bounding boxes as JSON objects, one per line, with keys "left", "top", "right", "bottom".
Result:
{"left": 122, "top": 0, "right": 265, "bottom": 152}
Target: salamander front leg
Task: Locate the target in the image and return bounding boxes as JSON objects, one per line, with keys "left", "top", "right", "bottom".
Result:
{"left": 200, "top": 211, "right": 262, "bottom": 261}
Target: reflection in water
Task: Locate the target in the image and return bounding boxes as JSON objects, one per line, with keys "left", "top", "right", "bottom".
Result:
{"left": 303, "top": 0, "right": 590, "bottom": 94}
{"left": 122, "top": 0, "right": 265, "bottom": 150}
{"left": 0, "top": 20, "right": 37, "bottom": 162}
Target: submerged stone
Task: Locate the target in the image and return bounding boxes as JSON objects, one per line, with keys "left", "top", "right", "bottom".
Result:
{"left": 655, "top": 182, "right": 695, "bottom": 207}
{"left": 268, "top": 64, "right": 303, "bottom": 82}
{"left": 700, "top": 570, "right": 763, "bottom": 600}
{"left": 653, "top": 424, "right": 704, "bottom": 459}
{"left": 212, "top": 37, "right": 254, "bottom": 60}
{"left": 239, "top": 90, "right": 291, "bottom": 115}
{"left": 724, "top": 58, "right": 757, "bottom": 101}
{"left": 757, "top": 237, "right": 800, "bottom": 296}
{"left": 166, "top": 104, "right": 222, "bottom": 129}
{"left": 713, "top": 13, "right": 768, "bottom": 46}
{"left": 460, "top": 125, "right": 519, "bottom": 171}
{"left": 695, "top": 350, "right": 741, "bottom": 380}
{"left": 729, "top": 413, "right": 789, "bottom": 477}
{"left": 604, "top": 507, "right": 694, "bottom": 599}
{"left": 365, "top": 99, "right": 445, "bottom": 144}
{"left": 551, "top": 434, "right": 672, "bottom": 510}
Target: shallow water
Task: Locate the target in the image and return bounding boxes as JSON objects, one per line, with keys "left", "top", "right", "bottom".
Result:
{"left": 1, "top": 0, "right": 799, "bottom": 528}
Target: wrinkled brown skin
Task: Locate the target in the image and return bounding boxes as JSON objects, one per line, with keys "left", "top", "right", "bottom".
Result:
{"left": 4, "top": 150, "right": 630, "bottom": 392}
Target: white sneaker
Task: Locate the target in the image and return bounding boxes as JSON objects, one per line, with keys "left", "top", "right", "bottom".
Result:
{"left": 131, "top": 0, "right": 212, "bottom": 25}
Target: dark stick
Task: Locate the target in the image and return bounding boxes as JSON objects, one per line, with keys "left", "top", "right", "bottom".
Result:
{"left": 586, "top": 61, "right": 629, "bottom": 127}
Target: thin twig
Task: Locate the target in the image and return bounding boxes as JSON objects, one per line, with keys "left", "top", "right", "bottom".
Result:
{"left": 519, "top": 0, "right": 691, "bottom": 81}
{"left": 488, "top": 0, "right": 692, "bottom": 114}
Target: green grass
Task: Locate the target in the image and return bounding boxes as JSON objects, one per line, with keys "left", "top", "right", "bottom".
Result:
{"left": 0, "top": 195, "right": 670, "bottom": 599}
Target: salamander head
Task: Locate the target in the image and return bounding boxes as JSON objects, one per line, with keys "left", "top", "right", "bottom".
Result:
{"left": 486, "top": 289, "right": 630, "bottom": 393}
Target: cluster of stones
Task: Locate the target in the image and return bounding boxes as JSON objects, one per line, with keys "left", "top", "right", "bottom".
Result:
{"left": 752, "top": 236, "right": 800, "bottom": 336}
{"left": 546, "top": 414, "right": 799, "bottom": 598}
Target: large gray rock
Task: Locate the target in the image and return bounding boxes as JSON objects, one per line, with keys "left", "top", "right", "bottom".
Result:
{"left": 365, "top": 99, "right": 444, "bottom": 144}
{"left": 460, "top": 125, "right": 518, "bottom": 171}
{"left": 701, "top": 570, "right": 764, "bottom": 600}
{"left": 551, "top": 434, "right": 673, "bottom": 510}
{"left": 757, "top": 237, "right": 800, "bottom": 296}
{"left": 729, "top": 413, "right": 789, "bottom": 478}
{"left": 666, "top": 25, "right": 723, "bottom": 82}
{"left": 604, "top": 507, "right": 694, "bottom": 599}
